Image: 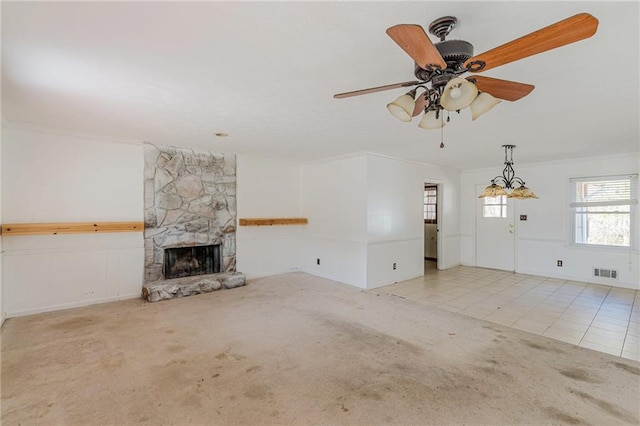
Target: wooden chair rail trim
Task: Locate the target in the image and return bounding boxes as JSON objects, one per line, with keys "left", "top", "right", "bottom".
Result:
{"left": 1, "top": 222, "right": 144, "bottom": 236}
{"left": 239, "top": 218, "right": 308, "bottom": 226}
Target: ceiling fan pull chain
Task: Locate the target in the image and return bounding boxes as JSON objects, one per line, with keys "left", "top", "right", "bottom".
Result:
{"left": 440, "top": 116, "right": 445, "bottom": 148}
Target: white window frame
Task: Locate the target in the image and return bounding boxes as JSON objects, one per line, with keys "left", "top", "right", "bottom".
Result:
{"left": 569, "top": 174, "right": 638, "bottom": 249}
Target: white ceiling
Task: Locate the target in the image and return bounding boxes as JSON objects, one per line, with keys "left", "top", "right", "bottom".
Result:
{"left": 2, "top": 1, "right": 638, "bottom": 169}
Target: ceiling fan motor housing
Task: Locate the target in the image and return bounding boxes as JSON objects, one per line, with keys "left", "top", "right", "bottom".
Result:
{"left": 414, "top": 39, "right": 474, "bottom": 83}
{"left": 435, "top": 40, "right": 474, "bottom": 68}
{"left": 427, "top": 15, "right": 474, "bottom": 69}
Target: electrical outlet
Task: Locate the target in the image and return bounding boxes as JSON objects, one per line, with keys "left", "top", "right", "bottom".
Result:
{"left": 393, "top": 262, "right": 397, "bottom": 270}
{"left": 520, "top": 215, "right": 527, "bottom": 221}
{"left": 316, "top": 258, "right": 320, "bottom": 265}
{"left": 557, "top": 260, "right": 563, "bottom": 267}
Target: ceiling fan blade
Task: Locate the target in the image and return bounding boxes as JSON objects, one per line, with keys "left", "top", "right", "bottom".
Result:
{"left": 465, "top": 13, "right": 598, "bottom": 73}
{"left": 467, "top": 76, "right": 535, "bottom": 101}
{"left": 412, "top": 92, "right": 428, "bottom": 116}
{"left": 386, "top": 24, "right": 447, "bottom": 70}
{"left": 333, "top": 80, "right": 420, "bottom": 99}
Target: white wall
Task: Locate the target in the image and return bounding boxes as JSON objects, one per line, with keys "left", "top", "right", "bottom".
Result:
{"left": 366, "top": 155, "right": 423, "bottom": 288}
{"left": 366, "top": 154, "right": 460, "bottom": 288}
{"left": 1, "top": 130, "right": 464, "bottom": 312}
{"left": 236, "top": 156, "right": 303, "bottom": 278}
{"left": 0, "top": 119, "right": 4, "bottom": 325}
{"left": 461, "top": 153, "right": 640, "bottom": 289}
{"left": 300, "top": 155, "right": 368, "bottom": 287}
{"left": 1, "top": 126, "right": 316, "bottom": 316}
{"left": 1, "top": 124, "right": 145, "bottom": 316}
{"left": 299, "top": 153, "right": 461, "bottom": 289}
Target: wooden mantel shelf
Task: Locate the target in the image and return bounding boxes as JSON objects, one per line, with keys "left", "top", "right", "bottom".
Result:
{"left": 239, "top": 218, "right": 308, "bottom": 226}
{"left": 1, "top": 222, "right": 144, "bottom": 236}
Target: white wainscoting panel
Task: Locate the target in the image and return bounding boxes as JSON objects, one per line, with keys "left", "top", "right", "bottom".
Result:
{"left": 3, "top": 233, "right": 144, "bottom": 317}
{"left": 367, "top": 238, "right": 423, "bottom": 289}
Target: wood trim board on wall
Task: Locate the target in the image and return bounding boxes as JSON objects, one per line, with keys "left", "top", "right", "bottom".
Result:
{"left": 1, "top": 222, "right": 144, "bottom": 236}
{"left": 239, "top": 218, "right": 308, "bottom": 226}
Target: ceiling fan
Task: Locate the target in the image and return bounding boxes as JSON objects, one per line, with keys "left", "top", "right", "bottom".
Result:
{"left": 334, "top": 13, "right": 598, "bottom": 132}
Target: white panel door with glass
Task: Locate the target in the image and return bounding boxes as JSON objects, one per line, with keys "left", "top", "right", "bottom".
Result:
{"left": 476, "top": 185, "right": 515, "bottom": 271}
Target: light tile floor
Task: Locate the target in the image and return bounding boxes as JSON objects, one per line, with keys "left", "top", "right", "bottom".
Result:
{"left": 378, "top": 262, "right": 640, "bottom": 361}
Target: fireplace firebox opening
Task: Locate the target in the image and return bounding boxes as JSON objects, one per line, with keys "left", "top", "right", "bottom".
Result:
{"left": 163, "top": 245, "right": 221, "bottom": 280}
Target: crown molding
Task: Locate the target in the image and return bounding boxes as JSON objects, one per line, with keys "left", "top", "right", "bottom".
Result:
{"left": 461, "top": 151, "right": 640, "bottom": 175}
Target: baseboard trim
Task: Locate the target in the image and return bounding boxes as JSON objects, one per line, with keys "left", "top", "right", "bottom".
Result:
{"left": 6, "top": 293, "right": 142, "bottom": 318}
{"left": 515, "top": 268, "right": 639, "bottom": 290}
{"left": 367, "top": 272, "right": 424, "bottom": 289}
{"left": 244, "top": 269, "right": 301, "bottom": 280}
{"left": 299, "top": 268, "right": 366, "bottom": 289}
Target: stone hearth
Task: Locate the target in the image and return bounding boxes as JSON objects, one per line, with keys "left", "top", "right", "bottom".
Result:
{"left": 143, "top": 272, "right": 246, "bottom": 302}
{"left": 143, "top": 143, "right": 245, "bottom": 301}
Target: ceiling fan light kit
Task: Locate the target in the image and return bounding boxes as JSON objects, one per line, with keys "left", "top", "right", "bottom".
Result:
{"left": 335, "top": 12, "right": 598, "bottom": 140}
{"left": 470, "top": 92, "right": 501, "bottom": 121}
{"left": 440, "top": 77, "right": 478, "bottom": 111}
{"left": 418, "top": 110, "right": 444, "bottom": 130}
{"left": 386, "top": 89, "right": 418, "bottom": 122}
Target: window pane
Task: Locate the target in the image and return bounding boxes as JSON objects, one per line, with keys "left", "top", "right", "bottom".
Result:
{"left": 483, "top": 206, "right": 504, "bottom": 218}
{"left": 424, "top": 186, "right": 437, "bottom": 223}
{"left": 484, "top": 196, "right": 505, "bottom": 205}
{"left": 575, "top": 212, "right": 630, "bottom": 246}
{"left": 482, "top": 195, "right": 507, "bottom": 218}
{"left": 571, "top": 174, "right": 636, "bottom": 248}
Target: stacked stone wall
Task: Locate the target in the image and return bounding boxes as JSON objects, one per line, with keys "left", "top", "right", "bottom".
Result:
{"left": 143, "top": 144, "right": 237, "bottom": 283}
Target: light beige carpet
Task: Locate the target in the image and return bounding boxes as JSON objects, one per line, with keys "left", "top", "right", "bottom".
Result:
{"left": 2, "top": 272, "right": 639, "bottom": 425}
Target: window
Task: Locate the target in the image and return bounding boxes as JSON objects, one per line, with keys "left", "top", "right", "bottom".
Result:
{"left": 424, "top": 186, "right": 437, "bottom": 224}
{"left": 483, "top": 195, "right": 507, "bottom": 218}
{"left": 570, "top": 175, "right": 637, "bottom": 247}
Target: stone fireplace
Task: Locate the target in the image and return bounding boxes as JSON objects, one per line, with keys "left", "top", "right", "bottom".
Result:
{"left": 142, "top": 143, "right": 245, "bottom": 302}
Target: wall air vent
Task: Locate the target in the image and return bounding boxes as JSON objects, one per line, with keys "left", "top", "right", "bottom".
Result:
{"left": 593, "top": 268, "right": 618, "bottom": 279}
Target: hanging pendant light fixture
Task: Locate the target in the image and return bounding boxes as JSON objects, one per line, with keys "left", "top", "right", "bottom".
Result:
{"left": 478, "top": 145, "right": 538, "bottom": 199}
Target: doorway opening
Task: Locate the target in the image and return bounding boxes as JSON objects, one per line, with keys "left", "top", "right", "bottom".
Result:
{"left": 424, "top": 183, "right": 442, "bottom": 274}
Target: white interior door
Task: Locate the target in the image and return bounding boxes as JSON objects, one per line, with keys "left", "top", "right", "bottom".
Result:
{"left": 475, "top": 185, "right": 515, "bottom": 271}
